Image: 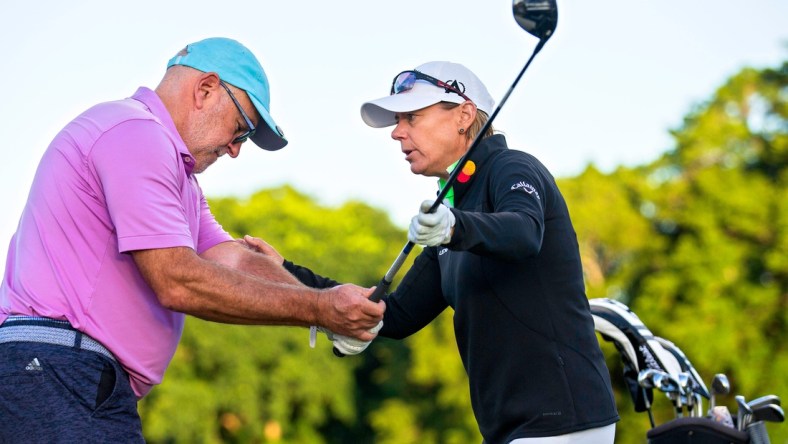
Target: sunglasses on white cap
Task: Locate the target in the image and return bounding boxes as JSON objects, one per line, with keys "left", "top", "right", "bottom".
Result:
{"left": 390, "top": 70, "right": 472, "bottom": 102}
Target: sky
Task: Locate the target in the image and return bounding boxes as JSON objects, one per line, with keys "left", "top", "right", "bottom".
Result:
{"left": 1, "top": 0, "right": 786, "bottom": 273}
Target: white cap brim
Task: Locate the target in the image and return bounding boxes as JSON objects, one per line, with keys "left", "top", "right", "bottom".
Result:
{"left": 360, "top": 84, "right": 466, "bottom": 128}
{"left": 361, "top": 61, "right": 495, "bottom": 129}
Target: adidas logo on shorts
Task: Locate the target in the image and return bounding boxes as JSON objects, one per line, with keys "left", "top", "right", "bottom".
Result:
{"left": 25, "top": 358, "right": 42, "bottom": 371}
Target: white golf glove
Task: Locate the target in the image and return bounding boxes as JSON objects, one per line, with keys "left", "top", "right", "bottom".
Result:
{"left": 408, "top": 200, "right": 455, "bottom": 246}
{"left": 309, "top": 321, "right": 383, "bottom": 356}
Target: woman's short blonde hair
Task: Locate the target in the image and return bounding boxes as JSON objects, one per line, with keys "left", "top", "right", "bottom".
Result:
{"left": 440, "top": 102, "right": 495, "bottom": 141}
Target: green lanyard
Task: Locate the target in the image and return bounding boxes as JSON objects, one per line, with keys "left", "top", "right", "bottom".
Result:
{"left": 437, "top": 160, "right": 460, "bottom": 208}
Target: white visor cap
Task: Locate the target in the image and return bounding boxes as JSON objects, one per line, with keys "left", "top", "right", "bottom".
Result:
{"left": 360, "top": 61, "right": 495, "bottom": 128}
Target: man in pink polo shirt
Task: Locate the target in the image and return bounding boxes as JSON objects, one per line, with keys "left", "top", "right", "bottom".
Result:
{"left": 0, "top": 37, "right": 384, "bottom": 442}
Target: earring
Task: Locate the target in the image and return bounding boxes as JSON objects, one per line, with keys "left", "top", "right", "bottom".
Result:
{"left": 458, "top": 128, "right": 466, "bottom": 134}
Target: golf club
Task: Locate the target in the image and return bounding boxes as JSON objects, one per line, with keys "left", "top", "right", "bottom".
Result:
{"left": 655, "top": 336, "right": 710, "bottom": 402}
{"left": 750, "top": 404, "right": 785, "bottom": 424}
{"left": 692, "top": 393, "right": 704, "bottom": 417}
{"left": 637, "top": 369, "right": 660, "bottom": 389}
{"left": 736, "top": 395, "right": 753, "bottom": 431}
{"left": 709, "top": 373, "right": 730, "bottom": 413}
{"left": 657, "top": 373, "right": 685, "bottom": 418}
{"left": 638, "top": 369, "right": 686, "bottom": 418}
{"left": 677, "top": 372, "right": 691, "bottom": 416}
{"left": 748, "top": 394, "right": 782, "bottom": 409}
{"left": 636, "top": 369, "right": 658, "bottom": 428}
{"left": 741, "top": 403, "right": 783, "bottom": 444}
{"left": 334, "top": 0, "right": 558, "bottom": 357}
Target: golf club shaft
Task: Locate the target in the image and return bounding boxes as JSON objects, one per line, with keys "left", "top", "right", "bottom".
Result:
{"left": 334, "top": 39, "right": 550, "bottom": 358}
{"left": 368, "top": 243, "right": 414, "bottom": 302}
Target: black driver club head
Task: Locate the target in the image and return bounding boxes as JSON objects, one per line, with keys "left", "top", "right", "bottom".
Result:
{"left": 512, "top": 0, "right": 558, "bottom": 41}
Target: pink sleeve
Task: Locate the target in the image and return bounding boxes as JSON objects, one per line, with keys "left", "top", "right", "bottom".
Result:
{"left": 90, "top": 119, "right": 195, "bottom": 253}
{"left": 195, "top": 189, "right": 232, "bottom": 254}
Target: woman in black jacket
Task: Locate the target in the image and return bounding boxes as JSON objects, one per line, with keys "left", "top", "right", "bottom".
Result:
{"left": 363, "top": 61, "right": 618, "bottom": 444}
{"left": 248, "top": 60, "right": 619, "bottom": 444}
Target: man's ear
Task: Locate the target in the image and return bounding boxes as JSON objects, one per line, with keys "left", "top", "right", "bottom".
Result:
{"left": 194, "top": 72, "right": 221, "bottom": 110}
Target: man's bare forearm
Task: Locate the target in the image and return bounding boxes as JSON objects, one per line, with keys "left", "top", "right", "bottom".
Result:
{"left": 201, "top": 240, "right": 302, "bottom": 285}
{"left": 131, "top": 246, "right": 383, "bottom": 339}
{"left": 134, "top": 246, "right": 318, "bottom": 323}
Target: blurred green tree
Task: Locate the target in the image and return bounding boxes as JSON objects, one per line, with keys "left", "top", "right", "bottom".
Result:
{"left": 563, "top": 62, "right": 787, "bottom": 443}
{"left": 631, "top": 63, "right": 787, "bottom": 443}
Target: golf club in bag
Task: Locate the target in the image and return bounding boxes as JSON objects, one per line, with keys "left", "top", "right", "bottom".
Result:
{"left": 589, "top": 298, "right": 784, "bottom": 443}
{"left": 334, "top": 0, "right": 558, "bottom": 357}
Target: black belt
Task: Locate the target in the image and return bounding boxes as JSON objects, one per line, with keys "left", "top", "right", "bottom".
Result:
{"left": 0, "top": 315, "right": 116, "bottom": 361}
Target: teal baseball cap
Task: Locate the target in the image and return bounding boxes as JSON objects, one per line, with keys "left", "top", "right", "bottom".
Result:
{"left": 167, "top": 37, "right": 287, "bottom": 151}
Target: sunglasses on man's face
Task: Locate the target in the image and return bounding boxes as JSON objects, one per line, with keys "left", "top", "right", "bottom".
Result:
{"left": 390, "top": 70, "right": 472, "bottom": 102}
{"left": 219, "top": 80, "right": 256, "bottom": 144}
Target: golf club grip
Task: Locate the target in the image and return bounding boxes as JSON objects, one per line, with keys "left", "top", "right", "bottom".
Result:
{"left": 369, "top": 278, "right": 391, "bottom": 302}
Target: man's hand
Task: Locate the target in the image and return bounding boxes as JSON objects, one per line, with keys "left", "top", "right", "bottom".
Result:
{"left": 318, "top": 285, "right": 385, "bottom": 341}
{"left": 408, "top": 200, "right": 455, "bottom": 246}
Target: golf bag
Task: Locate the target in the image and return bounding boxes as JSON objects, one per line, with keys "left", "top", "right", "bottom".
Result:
{"left": 589, "top": 298, "right": 707, "bottom": 413}
{"left": 589, "top": 298, "right": 781, "bottom": 444}
{"left": 645, "top": 417, "right": 750, "bottom": 444}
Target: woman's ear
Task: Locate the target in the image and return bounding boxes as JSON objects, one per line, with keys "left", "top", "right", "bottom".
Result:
{"left": 458, "top": 101, "right": 478, "bottom": 128}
